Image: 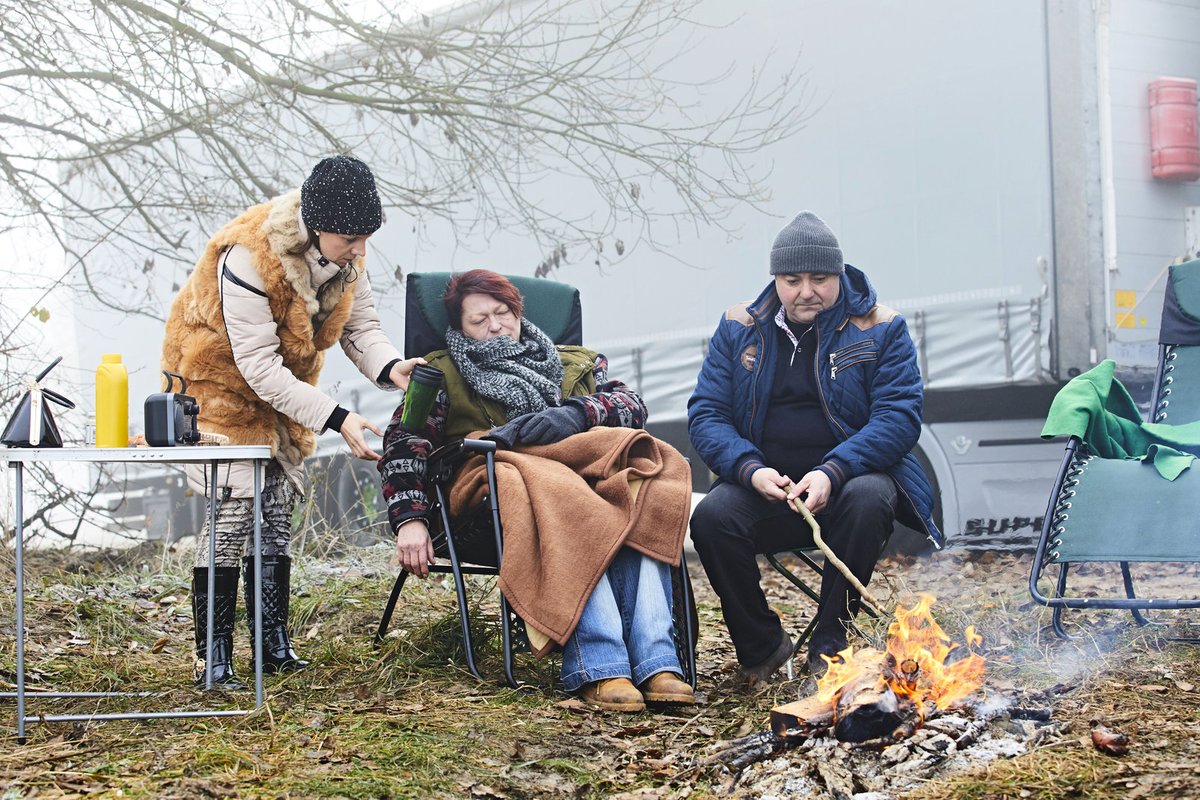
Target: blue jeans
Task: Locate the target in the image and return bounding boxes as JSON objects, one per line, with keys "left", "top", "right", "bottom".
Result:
{"left": 560, "top": 547, "right": 681, "bottom": 692}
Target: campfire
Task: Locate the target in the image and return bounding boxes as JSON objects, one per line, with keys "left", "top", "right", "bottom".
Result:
{"left": 772, "top": 594, "right": 985, "bottom": 743}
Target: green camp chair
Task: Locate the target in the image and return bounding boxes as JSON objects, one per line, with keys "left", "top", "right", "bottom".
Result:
{"left": 1030, "top": 259, "right": 1200, "bottom": 639}
{"left": 375, "top": 272, "right": 698, "bottom": 689}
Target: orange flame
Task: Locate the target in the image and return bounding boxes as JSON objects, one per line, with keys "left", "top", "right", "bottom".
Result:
{"left": 815, "top": 594, "right": 984, "bottom": 717}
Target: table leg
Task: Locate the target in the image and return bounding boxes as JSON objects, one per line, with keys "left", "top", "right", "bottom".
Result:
{"left": 14, "top": 463, "right": 26, "bottom": 743}
{"left": 253, "top": 459, "right": 263, "bottom": 708}
{"left": 206, "top": 460, "right": 218, "bottom": 691}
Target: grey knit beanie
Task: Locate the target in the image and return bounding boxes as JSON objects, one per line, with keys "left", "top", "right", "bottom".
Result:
{"left": 769, "top": 211, "right": 844, "bottom": 275}
{"left": 301, "top": 155, "right": 383, "bottom": 236}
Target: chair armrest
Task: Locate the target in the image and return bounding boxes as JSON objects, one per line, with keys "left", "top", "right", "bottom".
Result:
{"left": 428, "top": 438, "right": 498, "bottom": 483}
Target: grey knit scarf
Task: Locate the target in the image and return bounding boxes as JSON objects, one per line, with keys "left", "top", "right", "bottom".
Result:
{"left": 445, "top": 318, "right": 564, "bottom": 418}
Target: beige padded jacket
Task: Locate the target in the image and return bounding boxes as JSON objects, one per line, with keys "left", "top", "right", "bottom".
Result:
{"left": 163, "top": 189, "right": 402, "bottom": 498}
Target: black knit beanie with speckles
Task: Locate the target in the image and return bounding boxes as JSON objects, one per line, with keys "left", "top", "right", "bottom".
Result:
{"left": 300, "top": 155, "right": 383, "bottom": 236}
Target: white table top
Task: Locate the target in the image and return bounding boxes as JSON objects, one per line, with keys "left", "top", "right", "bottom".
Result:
{"left": 1, "top": 445, "right": 272, "bottom": 464}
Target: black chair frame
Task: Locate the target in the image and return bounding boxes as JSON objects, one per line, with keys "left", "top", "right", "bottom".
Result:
{"left": 764, "top": 550, "right": 881, "bottom": 656}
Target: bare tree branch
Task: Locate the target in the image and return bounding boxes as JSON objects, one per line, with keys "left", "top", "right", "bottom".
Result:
{"left": 0, "top": 0, "right": 812, "bottom": 545}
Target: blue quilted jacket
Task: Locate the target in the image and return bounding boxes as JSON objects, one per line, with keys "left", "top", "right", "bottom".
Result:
{"left": 688, "top": 265, "right": 942, "bottom": 547}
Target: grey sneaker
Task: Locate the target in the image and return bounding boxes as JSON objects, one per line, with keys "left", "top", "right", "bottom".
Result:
{"left": 740, "top": 633, "right": 794, "bottom": 687}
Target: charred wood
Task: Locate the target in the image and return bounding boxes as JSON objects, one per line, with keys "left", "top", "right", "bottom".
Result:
{"left": 1009, "top": 706, "right": 1053, "bottom": 721}
{"left": 952, "top": 704, "right": 1011, "bottom": 750}
{"left": 702, "top": 730, "right": 790, "bottom": 772}
{"left": 815, "top": 752, "right": 859, "bottom": 798}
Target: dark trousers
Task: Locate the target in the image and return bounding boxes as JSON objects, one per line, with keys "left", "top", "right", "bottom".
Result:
{"left": 690, "top": 474, "right": 897, "bottom": 667}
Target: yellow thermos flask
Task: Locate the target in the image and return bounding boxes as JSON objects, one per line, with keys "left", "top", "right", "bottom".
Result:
{"left": 95, "top": 354, "right": 129, "bottom": 448}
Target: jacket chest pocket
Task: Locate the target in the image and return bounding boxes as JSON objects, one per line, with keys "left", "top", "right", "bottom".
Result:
{"left": 828, "top": 341, "right": 878, "bottom": 381}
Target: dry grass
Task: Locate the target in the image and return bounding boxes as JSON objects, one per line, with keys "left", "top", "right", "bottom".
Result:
{"left": 0, "top": 539, "right": 1197, "bottom": 799}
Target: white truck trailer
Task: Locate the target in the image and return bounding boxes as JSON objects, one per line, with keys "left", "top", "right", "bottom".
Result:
{"left": 61, "top": 0, "right": 1200, "bottom": 550}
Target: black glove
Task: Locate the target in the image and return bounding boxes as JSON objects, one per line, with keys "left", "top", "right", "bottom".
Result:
{"left": 484, "top": 414, "right": 532, "bottom": 449}
{"left": 516, "top": 405, "right": 588, "bottom": 446}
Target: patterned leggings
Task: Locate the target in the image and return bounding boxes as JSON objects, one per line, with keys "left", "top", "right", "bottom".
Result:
{"left": 195, "top": 462, "right": 298, "bottom": 568}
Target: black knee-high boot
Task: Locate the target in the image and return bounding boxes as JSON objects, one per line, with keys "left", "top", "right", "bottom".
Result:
{"left": 192, "top": 567, "right": 246, "bottom": 690}
{"left": 243, "top": 555, "right": 309, "bottom": 673}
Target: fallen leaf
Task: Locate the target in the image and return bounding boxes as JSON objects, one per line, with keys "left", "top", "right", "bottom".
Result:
{"left": 1136, "top": 684, "right": 1169, "bottom": 694}
{"left": 1174, "top": 681, "right": 1195, "bottom": 692}
{"left": 555, "top": 699, "right": 588, "bottom": 711}
{"left": 1091, "top": 725, "right": 1130, "bottom": 756}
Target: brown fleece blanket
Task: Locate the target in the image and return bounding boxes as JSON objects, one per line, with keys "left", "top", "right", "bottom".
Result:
{"left": 448, "top": 426, "right": 690, "bottom": 656}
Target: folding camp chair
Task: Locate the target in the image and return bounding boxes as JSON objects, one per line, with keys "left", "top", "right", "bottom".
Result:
{"left": 376, "top": 272, "right": 698, "bottom": 688}
{"left": 763, "top": 548, "right": 882, "bottom": 657}
{"left": 1030, "top": 258, "right": 1200, "bottom": 639}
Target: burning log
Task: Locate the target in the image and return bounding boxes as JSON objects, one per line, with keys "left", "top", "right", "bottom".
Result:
{"left": 830, "top": 649, "right": 919, "bottom": 743}
{"left": 721, "top": 596, "right": 988, "bottom": 772}
{"left": 772, "top": 648, "right": 922, "bottom": 744}
{"left": 770, "top": 693, "right": 834, "bottom": 738}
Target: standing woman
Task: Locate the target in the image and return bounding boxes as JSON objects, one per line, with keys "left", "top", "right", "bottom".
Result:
{"left": 163, "top": 155, "right": 420, "bottom": 688}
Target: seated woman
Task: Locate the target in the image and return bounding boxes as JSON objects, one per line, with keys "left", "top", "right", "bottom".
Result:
{"left": 378, "top": 269, "right": 694, "bottom": 712}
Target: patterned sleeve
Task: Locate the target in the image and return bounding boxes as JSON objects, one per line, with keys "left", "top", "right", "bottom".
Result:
{"left": 377, "top": 388, "right": 450, "bottom": 534}
{"left": 567, "top": 353, "right": 648, "bottom": 429}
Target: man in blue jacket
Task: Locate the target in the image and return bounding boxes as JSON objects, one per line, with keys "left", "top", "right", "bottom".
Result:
{"left": 688, "top": 211, "right": 941, "bottom": 685}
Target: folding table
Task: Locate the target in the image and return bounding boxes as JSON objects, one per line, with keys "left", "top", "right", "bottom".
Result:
{"left": 2, "top": 445, "right": 272, "bottom": 742}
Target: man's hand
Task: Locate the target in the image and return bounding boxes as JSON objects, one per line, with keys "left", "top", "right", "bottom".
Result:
{"left": 750, "top": 467, "right": 792, "bottom": 502}
{"left": 388, "top": 357, "right": 427, "bottom": 390}
{"left": 395, "top": 519, "right": 436, "bottom": 578}
{"left": 787, "top": 469, "right": 832, "bottom": 513}
{"left": 340, "top": 411, "right": 384, "bottom": 461}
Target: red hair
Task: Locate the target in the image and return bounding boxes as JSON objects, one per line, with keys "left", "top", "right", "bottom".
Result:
{"left": 443, "top": 269, "right": 524, "bottom": 330}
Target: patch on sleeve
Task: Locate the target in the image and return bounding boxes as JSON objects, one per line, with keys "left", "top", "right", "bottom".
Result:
{"left": 724, "top": 302, "right": 753, "bottom": 325}
{"left": 739, "top": 344, "right": 758, "bottom": 372}
{"left": 846, "top": 304, "right": 899, "bottom": 331}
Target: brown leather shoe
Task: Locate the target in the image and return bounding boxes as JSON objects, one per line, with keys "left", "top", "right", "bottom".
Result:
{"left": 639, "top": 672, "right": 696, "bottom": 705}
{"left": 579, "top": 678, "right": 646, "bottom": 712}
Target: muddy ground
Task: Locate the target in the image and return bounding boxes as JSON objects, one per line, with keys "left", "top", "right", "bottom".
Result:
{"left": 0, "top": 541, "right": 1197, "bottom": 798}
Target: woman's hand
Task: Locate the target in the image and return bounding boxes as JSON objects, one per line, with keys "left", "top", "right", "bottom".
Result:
{"left": 340, "top": 411, "right": 384, "bottom": 461}
{"left": 395, "top": 519, "right": 436, "bottom": 578}
{"left": 515, "top": 405, "right": 587, "bottom": 445}
{"left": 388, "top": 357, "right": 427, "bottom": 390}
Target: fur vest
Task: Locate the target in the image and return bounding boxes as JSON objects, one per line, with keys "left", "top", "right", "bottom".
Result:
{"left": 162, "top": 190, "right": 355, "bottom": 467}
